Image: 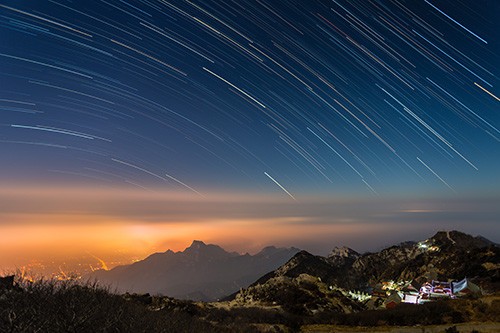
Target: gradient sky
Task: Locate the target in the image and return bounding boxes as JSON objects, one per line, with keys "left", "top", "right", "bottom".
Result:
{"left": 0, "top": 1, "right": 499, "bottom": 270}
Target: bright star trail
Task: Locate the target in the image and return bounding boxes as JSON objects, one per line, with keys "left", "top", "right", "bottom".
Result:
{"left": 0, "top": 0, "right": 499, "bottom": 268}
{"left": 264, "top": 171, "right": 297, "bottom": 201}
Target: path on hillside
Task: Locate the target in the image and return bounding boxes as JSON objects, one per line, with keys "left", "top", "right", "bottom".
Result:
{"left": 446, "top": 231, "right": 456, "bottom": 244}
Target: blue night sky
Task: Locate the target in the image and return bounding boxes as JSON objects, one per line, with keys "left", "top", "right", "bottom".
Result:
{"left": 0, "top": 1, "right": 499, "bottom": 262}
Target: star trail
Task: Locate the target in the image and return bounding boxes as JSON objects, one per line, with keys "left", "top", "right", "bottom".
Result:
{"left": 0, "top": 0, "right": 498, "bottom": 198}
{"left": 0, "top": 0, "right": 500, "bottom": 272}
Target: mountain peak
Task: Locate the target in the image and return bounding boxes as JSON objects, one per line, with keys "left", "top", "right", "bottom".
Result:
{"left": 182, "top": 240, "right": 231, "bottom": 261}
{"left": 256, "top": 246, "right": 301, "bottom": 260}
{"left": 328, "top": 246, "right": 360, "bottom": 258}
{"left": 260, "top": 245, "right": 278, "bottom": 252}
{"left": 429, "top": 230, "right": 494, "bottom": 248}
{"left": 327, "top": 246, "right": 360, "bottom": 267}
{"left": 187, "top": 240, "right": 207, "bottom": 250}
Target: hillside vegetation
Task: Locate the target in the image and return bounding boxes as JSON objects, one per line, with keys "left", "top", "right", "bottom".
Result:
{"left": 0, "top": 276, "right": 246, "bottom": 333}
{"left": 1, "top": 274, "right": 499, "bottom": 333}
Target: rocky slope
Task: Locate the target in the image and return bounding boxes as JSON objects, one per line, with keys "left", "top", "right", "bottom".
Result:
{"left": 229, "top": 230, "right": 499, "bottom": 311}
{"left": 89, "top": 241, "right": 299, "bottom": 301}
{"left": 232, "top": 273, "right": 363, "bottom": 316}
{"left": 348, "top": 230, "right": 499, "bottom": 289}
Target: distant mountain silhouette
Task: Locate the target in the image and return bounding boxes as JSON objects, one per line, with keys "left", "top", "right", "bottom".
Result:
{"left": 89, "top": 241, "right": 299, "bottom": 301}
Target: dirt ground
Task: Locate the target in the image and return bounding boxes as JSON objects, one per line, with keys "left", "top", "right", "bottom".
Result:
{"left": 301, "top": 321, "right": 500, "bottom": 333}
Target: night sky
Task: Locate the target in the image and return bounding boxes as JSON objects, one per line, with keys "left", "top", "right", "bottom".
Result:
{"left": 0, "top": 1, "right": 499, "bottom": 266}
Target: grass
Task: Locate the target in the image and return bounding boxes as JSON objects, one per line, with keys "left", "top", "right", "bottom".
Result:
{"left": 0, "top": 275, "right": 237, "bottom": 333}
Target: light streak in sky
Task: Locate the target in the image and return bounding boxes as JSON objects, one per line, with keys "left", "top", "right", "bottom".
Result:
{"left": 203, "top": 67, "right": 267, "bottom": 108}
{"left": 110, "top": 39, "right": 187, "bottom": 76}
{"left": 424, "top": 0, "right": 488, "bottom": 44}
{"left": 11, "top": 124, "right": 96, "bottom": 140}
{"left": 28, "top": 81, "right": 115, "bottom": 104}
{"left": 264, "top": 172, "right": 297, "bottom": 201}
{"left": 164, "top": 173, "right": 204, "bottom": 197}
{"left": 0, "top": 139, "right": 68, "bottom": 149}
{"left": 0, "top": 4, "right": 93, "bottom": 37}
{"left": 378, "top": 85, "right": 479, "bottom": 170}
{"left": 417, "top": 157, "right": 454, "bottom": 191}
{"left": 427, "top": 78, "right": 499, "bottom": 134}
{"left": 413, "top": 30, "right": 491, "bottom": 87}
{"left": 111, "top": 158, "right": 170, "bottom": 182}
{"left": 362, "top": 179, "right": 378, "bottom": 195}
{"left": 474, "top": 82, "right": 500, "bottom": 102}
{"left": 0, "top": 53, "right": 93, "bottom": 79}
{"left": 307, "top": 127, "right": 364, "bottom": 178}
{"left": 139, "top": 21, "right": 215, "bottom": 63}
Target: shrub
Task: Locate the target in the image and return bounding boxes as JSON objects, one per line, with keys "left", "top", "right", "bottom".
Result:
{"left": 0, "top": 276, "right": 227, "bottom": 332}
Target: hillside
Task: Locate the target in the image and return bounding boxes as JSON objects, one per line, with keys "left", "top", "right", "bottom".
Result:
{"left": 227, "top": 231, "right": 499, "bottom": 313}
{"left": 248, "top": 231, "right": 498, "bottom": 289}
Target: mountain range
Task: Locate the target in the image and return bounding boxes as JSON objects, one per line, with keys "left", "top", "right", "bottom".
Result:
{"left": 89, "top": 241, "right": 299, "bottom": 301}
{"left": 90, "top": 231, "right": 499, "bottom": 307}
{"left": 4, "top": 230, "right": 499, "bottom": 332}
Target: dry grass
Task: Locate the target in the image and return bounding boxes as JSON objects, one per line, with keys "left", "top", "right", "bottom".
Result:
{"left": 0, "top": 274, "right": 233, "bottom": 333}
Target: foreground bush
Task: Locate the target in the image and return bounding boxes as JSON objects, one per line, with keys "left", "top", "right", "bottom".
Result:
{"left": 0, "top": 276, "right": 228, "bottom": 333}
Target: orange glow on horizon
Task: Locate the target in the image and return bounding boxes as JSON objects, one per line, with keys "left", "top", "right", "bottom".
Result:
{"left": 0, "top": 210, "right": 375, "bottom": 271}
{"left": 2, "top": 184, "right": 485, "bottom": 274}
{"left": 0, "top": 185, "right": 349, "bottom": 270}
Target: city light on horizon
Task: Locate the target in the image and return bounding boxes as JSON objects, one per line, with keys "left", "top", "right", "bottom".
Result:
{"left": 1, "top": 185, "right": 498, "bottom": 277}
